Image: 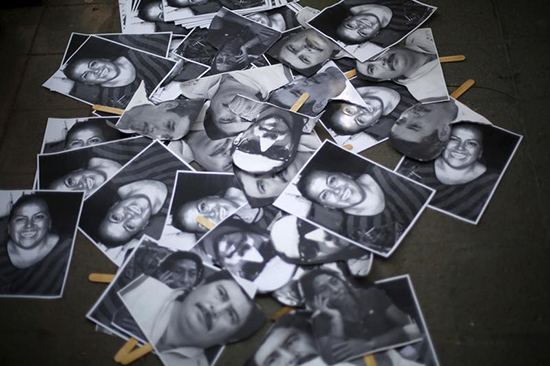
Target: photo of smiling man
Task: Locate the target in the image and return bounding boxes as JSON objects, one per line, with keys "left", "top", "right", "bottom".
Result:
{"left": 79, "top": 142, "right": 192, "bottom": 266}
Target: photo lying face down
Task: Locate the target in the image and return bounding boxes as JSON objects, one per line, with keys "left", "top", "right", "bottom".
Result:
{"left": 268, "top": 65, "right": 347, "bottom": 117}
{"left": 119, "top": 269, "right": 265, "bottom": 366}
{"left": 231, "top": 102, "right": 306, "bottom": 175}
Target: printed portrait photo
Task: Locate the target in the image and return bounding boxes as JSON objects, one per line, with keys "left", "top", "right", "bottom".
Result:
{"left": 308, "top": 0, "right": 436, "bottom": 62}
{"left": 0, "top": 190, "right": 84, "bottom": 298}
{"left": 274, "top": 141, "right": 434, "bottom": 257}
{"left": 244, "top": 5, "right": 301, "bottom": 33}
{"left": 79, "top": 141, "right": 192, "bottom": 266}
{"left": 122, "top": 0, "right": 192, "bottom": 34}
{"left": 395, "top": 122, "right": 522, "bottom": 224}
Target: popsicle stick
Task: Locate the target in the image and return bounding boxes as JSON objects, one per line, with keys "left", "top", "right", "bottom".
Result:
{"left": 440, "top": 55, "right": 466, "bottom": 63}
{"left": 120, "top": 343, "right": 154, "bottom": 365}
{"left": 88, "top": 273, "right": 115, "bottom": 284}
{"left": 363, "top": 354, "right": 377, "bottom": 366}
{"left": 92, "top": 104, "right": 125, "bottom": 115}
{"left": 450, "top": 79, "right": 475, "bottom": 99}
{"left": 344, "top": 69, "right": 357, "bottom": 79}
{"left": 114, "top": 338, "right": 138, "bottom": 362}
{"left": 269, "top": 307, "right": 294, "bottom": 321}
{"left": 290, "top": 93, "right": 309, "bottom": 112}
{"left": 343, "top": 144, "right": 353, "bottom": 150}
{"left": 197, "top": 215, "right": 215, "bottom": 230}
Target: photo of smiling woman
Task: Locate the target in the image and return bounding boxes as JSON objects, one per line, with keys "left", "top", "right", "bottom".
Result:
{"left": 119, "top": 269, "right": 265, "bottom": 366}
{"left": 274, "top": 141, "right": 434, "bottom": 256}
{"left": 0, "top": 190, "right": 84, "bottom": 298}
{"left": 396, "top": 122, "right": 522, "bottom": 224}
{"left": 79, "top": 142, "right": 192, "bottom": 266}
{"left": 43, "top": 36, "right": 176, "bottom": 109}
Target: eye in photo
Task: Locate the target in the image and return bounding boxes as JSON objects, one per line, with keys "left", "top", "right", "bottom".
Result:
{"left": 0, "top": 190, "right": 84, "bottom": 299}
{"left": 396, "top": 122, "right": 522, "bottom": 224}
{"left": 274, "top": 141, "right": 434, "bottom": 257}
{"left": 43, "top": 35, "right": 177, "bottom": 109}
{"left": 307, "top": 0, "right": 436, "bottom": 62}
{"left": 79, "top": 141, "right": 192, "bottom": 266}
{"left": 119, "top": 269, "right": 265, "bottom": 366}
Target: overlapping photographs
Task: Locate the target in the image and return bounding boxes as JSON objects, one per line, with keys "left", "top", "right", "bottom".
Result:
{"left": 118, "top": 245, "right": 265, "bottom": 366}
{"left": 395, "top": 123, "right": 522, "bottom": 224}
{"left": 244, "top": 4, "right": 301, "bottom": 32}
{"left": 320, "top": 78, "right": 419, "bottom": 153}
{"left": 0, "top": 190, "right": 84, "bottom": 299}
{"left": 79, "top": 141, "right": 193, "bottom": 266}
{"left": 307, "top": 0, "right": 436, "bottom": 62}
{"left": 161, "top": 171, "right": 255, "bottom": 250}
{"left": 273, "top": 141, "right": 435, "bottom": 257}
{"left": 249, "top": 274, "right": 439, "bottom": 366}
{"left": 37, "top": 137, "right": 152, "bottom": 197}
{"left": 356, "top": 28, "right": 449, "bottom": 103}
{"left": 119, "top": 0, "right": 190, "bottom": 34}
{"left": 43, "top": 35, "right": 177, "bottom": 109}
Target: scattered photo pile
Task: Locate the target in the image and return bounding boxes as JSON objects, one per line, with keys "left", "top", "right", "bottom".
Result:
{"left": 2, "top": 2, "right": 524, "bottom": 366}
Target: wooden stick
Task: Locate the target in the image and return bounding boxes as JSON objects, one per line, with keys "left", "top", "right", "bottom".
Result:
{"left": 450, "top": 79, "right": 475, "bottom": 99}
{"left": 120, "top": 343, "right": 154, "bottom": 365}
{"left": 197, "top": 215, "right": 215, "bottom": 230}
{"left": 290, "top": 93, "right": 309, "bottom": 113}
{"left": 344, "top": 69, "right": 357, "bottom": 79}
{"left": 269, "top": 307, "right": 294, "bottom": 321}
{"left": 363, "top": 354, "right": 377, "bottom": 366}
{"left": 92, "top": 104, "right": 125, "bottom": 115}
{"left": 343, "top": 144, "right": 353, "bottom": 151}
{"left": 114, "top": 338, "right": 138, "bottom": 362}
{"left": 439, "top": 55, "right": 466, "bottom": 63}
{"left": 88, "top": 273, "right": 115, "bottom": 284}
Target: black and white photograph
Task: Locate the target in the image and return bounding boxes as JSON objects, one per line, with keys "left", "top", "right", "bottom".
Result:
{"left": 356, "top": 28, "right": 448, "bottom": 103}
{"left": 307, "top": 0, "right": 436, "bottom": 62}
{"left": 320, "top": 78, "right": 419, "bottom": 153}
{"left": 172, "top": 27, "right": 219, "bottom": 68}
{"left": 121, "top": 0, "right": 191, "bottom": 34}
{"left": 234, "top": 131, "right": 321, "bottom": 208}
{"left": 43, "top": 35, "right": 177, "bottom": 109}
{"left": 267, "top": 27, "right": 343, "bottom": 77}
{"left": 180, "top": 130, "right": 235, "bottom": 172}
{"left": 395, "top": 122, "right": 522, "bottom": 224}
{"left": 245, "top": 5, "right": 301, "bottom": 32}
{"left": 41, "top": 117, "right": 131, "bottom": 154}
{"left": 116, "top": 81, "right": 204, "bottom": 140}
{"left": 299, "top": 269, "right": 423, "bottom": 364}
{"left": 162, "top": 171, "right": 261, "bottom": 250}
{"left": 151, "top": 65, "right": 293, "bottom": 140}
{"left": 119, "top": 268, "right": 265, "bottom": 366}
{"left": 273, "top": 141, "right": 435, "bottom": 257}
{"left": 268, "top": 62, "right": 348, "bottom": 117}
{"left": 230, "top": 100, "right": 307, "bottom": 175}
{"left": 206, "top": 8, "right": 281, "bottom": 75}
{"left": 0, "top": 190, "right": 84, "bottom": 298}
{"left": 388, "top": 98, "right": 491, "bottom": 161}
{"left": 37, "top": 137, "right": 151, "bottom": 197}
{"left": 79, "top": 141, "right": 193, "bottom": 266}
{"left": 192, "top": 205, "right": 297, "bottom": 293}
{"left": 162, "top": 0, "right": 222, "bottom": 23}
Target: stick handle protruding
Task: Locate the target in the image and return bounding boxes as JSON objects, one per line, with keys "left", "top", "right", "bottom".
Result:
{"left": 451, "top": 79, "right": 475, "bottom": 99}
{"left": 92, "top": 104, "right": 125, "bottom": 115}
{"left": 88, "top": 273, "right": 115, "bottom": 284}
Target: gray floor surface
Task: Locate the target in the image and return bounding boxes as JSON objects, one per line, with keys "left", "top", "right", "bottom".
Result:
{"left": 0, "top": 0, "right": 549, "bottom": 365}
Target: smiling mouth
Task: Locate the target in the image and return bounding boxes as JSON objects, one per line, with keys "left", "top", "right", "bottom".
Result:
{"left": 386, "top": 53, "right": 396, "bottom": 70}
{"left": 341, "top": 187, "right": 351, "bottom": 201}
{"left": 84, "top": 177, "right": 95, "bottom": 190}
{"left": 196, "top": 303, "right": 213, "bottom": 331}
{"left": 99, "top": 67, "right": 108, "bottom": 78}
{"left": 127, "top": 205, "right": 142, "bottom": 216}
{"left": 450, "top": 151, "right": 468, "bottom": 159}
{"left": 20, "top": 230, "right": 38, "bottom": 239}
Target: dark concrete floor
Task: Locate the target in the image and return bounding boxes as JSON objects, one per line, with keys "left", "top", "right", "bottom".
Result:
{"left": 0, "top": 0, "right": 549, "bottom": 365}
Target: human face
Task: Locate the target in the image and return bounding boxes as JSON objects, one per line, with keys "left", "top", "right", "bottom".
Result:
{"left": 126, "top": 101, "right": 191, "bottom": 140}
{"left": 213, "top": 47, "right": 239, "bottom": 73}
{"left": 175, "top": 279, "right": 253, "bottom": 347}
{"left": 269, "top": 73, "right": 330, "bottom": 111}
{"left": 177, "top": 196, "right": 239, "bottom": 233}
{"left": 304, "top": 171, "right": 365, "bottom": 209}
{"left": 312, "top": 274, "right": 354, "bottom": 311}
{"left": 170, "top": 0, "right": 207, "bottom": 6}
{"left": 299, "top": 229, "right": 351, "bottom": 262}
{"left": 65, "top": 126, "right": 105, "bottom": 150}
{"left": 217, "top": 231, "right": 266, "bottom": 279}
{"left": 68, "top": 58, "right": 120, "bottom": 85}
{"left": 246, "top": 13, "right": 271, "bottom": 27}
{"left": 8, "top": 199, "right": 51, "bottom": 250}
{"left": 141, "top": 1, "right": 164, "bottom": 22}
{"left": 164, "top": 259, "right": 199, "bottom": 289}
{"left": 358, "top": 48, "right": 417, "bottom": 80}
{"left": 99, "top": 195, "right": 152, "bottom": 243}
{"left": 442, "top": 125, "right": 483, "bottom": 169}
{"left": 254, "top": 327, "right": 317, "bottom": 366}
{"left": 235, "top": 117, "right": 292, "bottom": 160}
{"left": 49, "top": 168, "right": 107, "bottom": 194}
{"left": 279, "top": 29, "right": 333, "bottom": 71}
{"left": 338, "top": 14, "right": 381, "bottom": 43}
{"left": 391, "top": 102, "right": 455, "bottom": 143}
{"left": 186, "top": 131, "right": 233, "bottom": 172}
{"left": 329, "top": 100, "right": 383, "bottom": 134}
